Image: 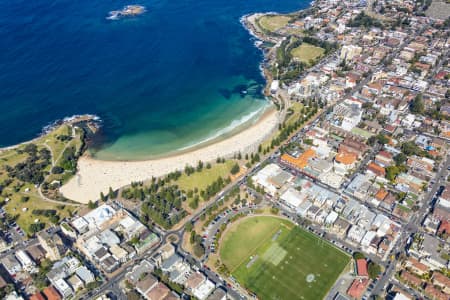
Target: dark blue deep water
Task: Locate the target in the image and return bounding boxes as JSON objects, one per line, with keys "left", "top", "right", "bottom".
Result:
{"left": 0, "top": 0, "right": 308, "bottom": 159}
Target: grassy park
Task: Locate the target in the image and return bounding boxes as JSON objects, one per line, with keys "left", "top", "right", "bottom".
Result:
{"left": 291, "top": 43, "right": 325, "bottom": 65}
{"left": 176, "top": 160, "right": 235, "bottom": 193}
{"left": 220, "top": 216, "right": 350, "bottom": 299}
{"left": 0, "top": 122, "right": 85, "bottom": 235}
{"left": 258, "top": 15, "right": 291, "bottom": 32}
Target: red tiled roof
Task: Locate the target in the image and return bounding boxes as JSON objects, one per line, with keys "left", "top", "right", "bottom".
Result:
{"left": 43, "top": 286, "right": 62, "bottom": 300}
{"left": 400, "top": 271, "right": 422, "bottom": 287}
{"left": 425, "top": 284, "right": 447, "bottom": 300}
{"left": 367, "top": 162, "right": 386, "bottom": 177}
{"left": 438, "top": 220, "right": 450, "bottom": 234}
{"left": 356, "top": 259, "right": 369, "bottom": 277}
{"left": 347, "top": 279, "right": 369, "bottom": 299}
{"left": 29, "top": 292, "right": 46, "bottom": 300}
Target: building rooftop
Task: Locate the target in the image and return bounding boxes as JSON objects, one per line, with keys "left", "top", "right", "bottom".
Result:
{"left": 43, "top": 286, "right": 62, "bottom": 300}
{"left": 347, "top": 279, "right": 369, "bottom": 299}
{"left": 146, "top": 282, "right": 170, "bottom": 300}
{"left": 356, "top": 259, "right": 368, "bottom": 277}
{"left": 335, "top": 151, "right": 357, "bottom": 165}
{"left": 281, "top": 149, "right": 316, "bottom": 169}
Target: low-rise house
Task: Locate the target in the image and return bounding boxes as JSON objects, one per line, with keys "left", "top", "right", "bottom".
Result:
{"left": 400, "top": 271, "right": 422, "bottom": 288}
{"left": 424, "top": 284, "right": 447, "bottom": 300}
{"left": 15, "top": 250, "right": 36, "bottom": 273}
{"left": 405, "top": 258, "right": 429, "bottom": 276}
{"left": 29, "top": 293, "right": 45, "bottom": 300}
{"left": 26, "top": 245, "right": 46, "bottom": 263}
{"left": 332, "top": 218, "right": 351, "bottom": 237}
{"left": 37, "top": 231, "right": 66, "bottom": 261}
{"left": 347, "top": 225, "right": 367, "bottom": 245}
{"left": 374, "top": 151, "right": 393, "bottom": 167}
{"left": 146, "top": 282, "right": 170, "bottom": 300}
{"left": 407, "top": 156, "right": 435, "bottom": 173}
{"left": 355, "top": 259, "right": 368, "bottom": 278}
{"left": 75, "top": 266, "right": 95, "bottom": 285}
{"left": 53, "top": 278, "right": 73, "bottom": 299}
{"left": 334, "top": 151, "right": 357, "bottom": 175}
{"left": 136, "top": 274, "right": 159, "bottom": 297}
{"left": 43, "top": 286, "right": 62, "bottom": 300}
{"left": 431, "top": 272, "right": 450, "bottom": 295}
{"left": 1, "top": 254, "right": 22, "bottom": 276}
{"left": 396, "top": 173, "right": 425, "bottom": 194}
{"left": 367, "top": 162, "right": 385, "bottom": 177}
{"left": 207, "top": 288, "right": 227, "bottom": 300}
{"left": 423, "top": 216, "right": 440, "bottom": 235}
{"left": 421, "top": 235, "right": 448, "bottom": 270}
{"left": 185, "top": 272, "right": 215, "bottom": 300}
{"left": 347, "top": 279, "right": 369, "bottom": 299}
{"left": 67, "top": 275, "right": 84, "bottom": 292}
{"left": 100, "top": 255, "right": 119, "bottom": 273}
{"left": 126, "top": 260, "right": 155, "bottom": 284}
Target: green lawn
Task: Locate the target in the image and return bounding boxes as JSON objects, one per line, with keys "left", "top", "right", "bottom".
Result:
{"left": 220, "top": 216, "right": 350, "bottom": 300}
{"left": 0, "top": 123, "right": 84, "bottom": 236}
{"left": 285, "top": 102, "right": 304, "bottom": 127}
{"left": 4, "top": 190, "right": 73, "bottom": 236}
{"left": 291, "top": 43, "right": 325, "bottom": 65}
{"left": 176, "top": 160, "right": 234, "bottom": 192}
{"left": 258, "top": 15, "right": 291, "bottom": 32}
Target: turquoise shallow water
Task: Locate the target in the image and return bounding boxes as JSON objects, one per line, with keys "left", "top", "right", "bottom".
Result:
{"left": 0, "top": 0, "right": 308, "bottom": 160}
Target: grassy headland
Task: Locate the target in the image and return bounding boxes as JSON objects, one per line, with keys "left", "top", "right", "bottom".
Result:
{"left": 0, "top": 117, "right": 95, "bottom": 235}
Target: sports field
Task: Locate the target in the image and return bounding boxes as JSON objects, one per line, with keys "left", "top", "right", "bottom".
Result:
{"left": 291, "top": 43, "right": 325, "bottom": 65}
{"left": 220, "top": 216, "right": 350, "bottom": 300}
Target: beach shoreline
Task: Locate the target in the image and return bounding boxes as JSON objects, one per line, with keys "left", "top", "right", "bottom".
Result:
{"left": 59, "top": 10, "right": 295, "bottom": 203}
{"left": 37, "top": 8, "right": 308, "bottom": 203}
{"left": 60, "top": 107, "right": 281, "bottom": 203}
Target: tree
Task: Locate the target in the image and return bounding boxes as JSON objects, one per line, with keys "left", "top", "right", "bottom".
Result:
{"left": 376, "top": 134, "right": 389, "bottom": 145}
{"left": 401, "top": 141, "right": 420, "bottom": 156}
{"left": 353, "top": 252, "right": 365, "bottom": 260}
{"left": 185, "top": 221, "right": 193, "bottom": 232}
{"left": 88, "top": 200, "right": 98, "bottom": 209}
{"left": 385, "top": 166, "right": 401, "bottom": 181}
{"left": 193, "top": 243, "right": 205, "bottom": 257}
{"left": 368, "top": 262, "right": 381, "bottom": 279}
{"left": 29, "top": 222, "right": 45, "bottom": 234}
{"left": 230, "top": 163, "right": 240, "bottom": 175}
{"left": 51, "top": 166, "right": 64, "bottom": 174}
{"left": 197, "top": 160, "right": 203, "bottom": 172}
{"left": 410, "top": 94, "right": 424, "bottom": 114}
{"left": 394, "top": 153, "right": 407, "bottom": 165}
{"left": 108, "top": 187, "right": 116, "bottom": 199}
{"left": 100, "top": 192, "right": 106, "bottom": 202}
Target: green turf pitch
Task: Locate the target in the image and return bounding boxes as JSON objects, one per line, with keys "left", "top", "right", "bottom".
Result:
{"left": 220, "top": 216, "right": 350, "bottom": 300}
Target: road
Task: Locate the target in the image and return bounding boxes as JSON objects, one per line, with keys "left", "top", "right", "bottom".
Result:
{"left": 72, "top": 17, "right": 438, "bottom": 300}
{"left": 369, "top": 154, "right": 450, "bottom": 298}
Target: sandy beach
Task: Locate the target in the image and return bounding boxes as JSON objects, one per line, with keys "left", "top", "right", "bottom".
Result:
{"left": 60, "top": 108, "right": 281, "bottom": 203}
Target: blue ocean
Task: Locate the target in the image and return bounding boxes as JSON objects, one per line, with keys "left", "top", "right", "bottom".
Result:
{"left": 0, "top": 0, "right": 308, "bottom": 160}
